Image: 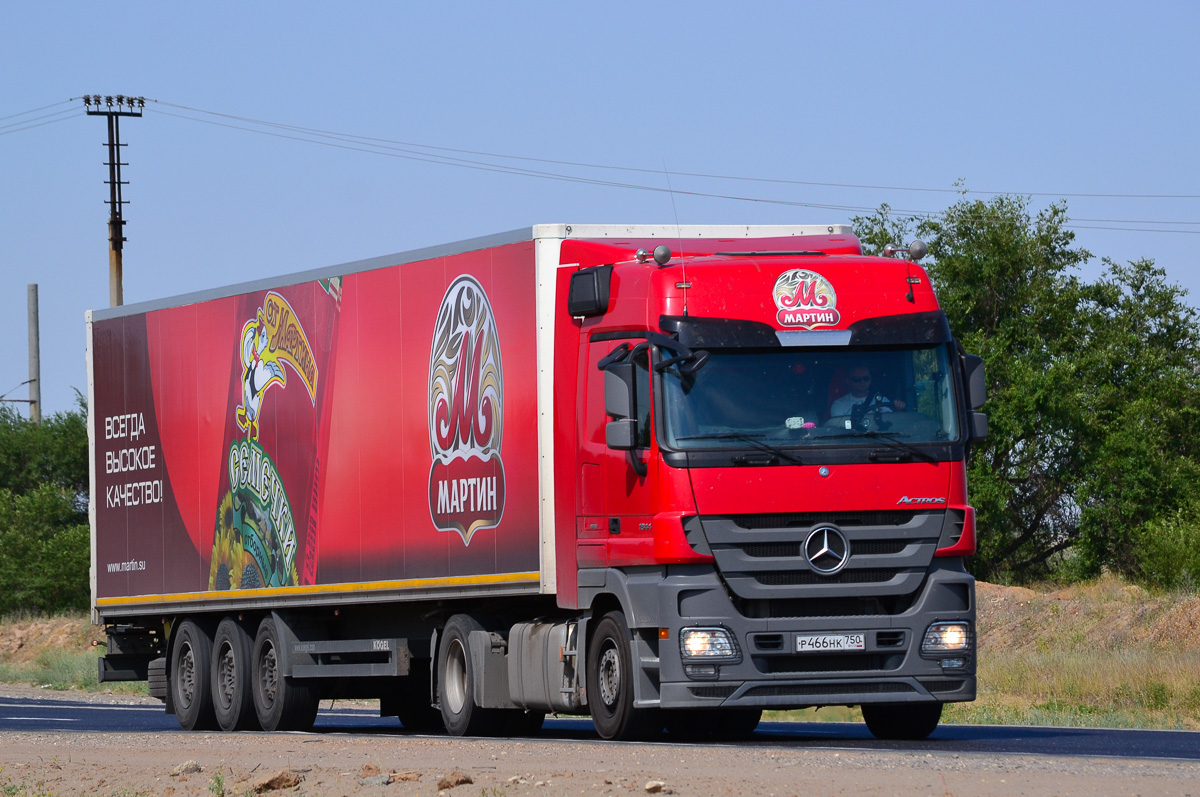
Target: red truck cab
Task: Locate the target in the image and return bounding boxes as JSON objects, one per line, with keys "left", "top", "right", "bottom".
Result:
{"left": 553, "top": 230, "right": 984, "bottom": 740}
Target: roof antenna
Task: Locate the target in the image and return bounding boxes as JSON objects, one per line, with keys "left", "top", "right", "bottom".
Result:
{"left": 663, "top": 160, "right": 687, "bottom": 316}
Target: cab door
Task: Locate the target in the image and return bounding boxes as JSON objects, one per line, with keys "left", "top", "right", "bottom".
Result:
{"left": 576, "top": 338, "right": 657, "bottom": 570}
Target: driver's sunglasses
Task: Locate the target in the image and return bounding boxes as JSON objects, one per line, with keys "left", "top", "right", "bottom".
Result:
{"left": 849, "top": 376, "right": 871, "bottom": 384}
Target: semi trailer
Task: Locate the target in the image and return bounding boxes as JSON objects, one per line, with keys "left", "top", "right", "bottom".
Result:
{"left": 88, "top": 224, "right": 986, "bottom": 740}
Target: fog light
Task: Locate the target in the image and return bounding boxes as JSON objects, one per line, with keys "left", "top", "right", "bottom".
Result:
{"left": 684, "top": 663, "right": 718, "bottom": 679}
{"left": 922, "top": 622, "right": 971, "bottom": 653}
{"left": 940, "top": 658, "right": 966, "bottom": 669}
{"left": 680, "top": 627, "right": 737, "bottom": 659}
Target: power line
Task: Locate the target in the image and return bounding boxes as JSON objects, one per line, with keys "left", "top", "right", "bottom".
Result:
{"left": 0, "top": 100, "right": 73, "bottom": 122}
{"left": 154, "top": 100, "right": 1200, "bottom": 202}
{"left": 0, "top": 108, "right": 78, "bottom": 137}
{"left": 148, "top": 104, "right": 1200, "bottom": 235}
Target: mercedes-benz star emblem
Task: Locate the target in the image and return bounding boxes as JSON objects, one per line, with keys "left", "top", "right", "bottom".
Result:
{"left": 804, "top": 526, "right": 850, "bottom": 575}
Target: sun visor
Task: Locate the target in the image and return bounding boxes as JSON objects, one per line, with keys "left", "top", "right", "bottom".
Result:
{"left": 660, "top": 310, "right": 951, "bottom": 349}
{"left": 847, "top": 311, "right": 952, "bottom": 346}
{"left": 658, "top": 315, "right": 780, "bottom": 348}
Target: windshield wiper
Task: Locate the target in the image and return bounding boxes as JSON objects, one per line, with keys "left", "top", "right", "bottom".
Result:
{"left": 844, "top": 431, "right": 939, "bottom": 464}
{"left": 674, "top": 432, "right": 803, "bottom": 466}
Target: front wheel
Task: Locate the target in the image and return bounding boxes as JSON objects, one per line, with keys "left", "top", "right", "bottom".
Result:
{"left": 586, "top": 611, "right": 660, "bottom": 740}
{"left": 862, "top": 702, "right": 942, "bottom": 740}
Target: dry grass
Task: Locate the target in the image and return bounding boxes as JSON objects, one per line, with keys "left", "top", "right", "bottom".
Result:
{"left": 0, "top": 613, "right": 144, "bottom": 694}
{"left": 775, "top": 576, "right": 1200, "bottom": 729}
{"left": 952, "top": 576, "right": 1200, "bottom": 729}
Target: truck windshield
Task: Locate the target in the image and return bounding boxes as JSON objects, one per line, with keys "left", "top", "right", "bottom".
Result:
{"left": 660, "top": 345, "right": 960, "bottom": 450}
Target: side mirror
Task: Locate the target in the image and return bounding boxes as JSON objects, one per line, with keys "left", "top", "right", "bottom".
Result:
{"left": 969, "top": 411, "right": 988, "bottom": 442}
{"left": 604, "top": 363, "right": 637, "bottom": 451}
{"left": 963, "top": 354, "right": 986, "bottom": 411}
{"left": 604, "top": 363, "right": 635, "bottom": 421}
{"left": 606, "top": 419, "right": 638, "bottom": 450}
{"left": 567, "top": 265, "right": 614, "bottom": 317}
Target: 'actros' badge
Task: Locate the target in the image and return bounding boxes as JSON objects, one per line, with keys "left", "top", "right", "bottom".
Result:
{"left": 427, "top": 275, "right": 506, "bottom": 546}
{"left": 772, "top": 269, "right": 841, "bottom": 329}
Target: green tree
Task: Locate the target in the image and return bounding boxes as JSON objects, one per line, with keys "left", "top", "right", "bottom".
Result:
{"left": 1072, "top": 259, "right": 1200, "bottom": 576}
{"left": 854, "top": 197, "right": 1200, "bottom": 583}
{"left": 0, "top": 399, "right": 90, "bottom": 614}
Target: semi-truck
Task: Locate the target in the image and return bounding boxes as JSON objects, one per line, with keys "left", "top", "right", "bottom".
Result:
{"left": 88, "top": 224, "right": 986, "bottom": 741}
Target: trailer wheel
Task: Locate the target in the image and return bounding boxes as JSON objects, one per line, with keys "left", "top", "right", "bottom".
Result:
{"left": 212, "top": 618, "right": 258, "bottom": 731}
{"left": 586, "top": 611, "right": 660, "bottom": 740}
{"left": 171, "top": 619, "right": 216, "bottom": 731}
{"left": 862, "top": 702, "right": 942, "bottom": 740}
{"left": 437, "top": 615, "right": 503, "bottom": 736}
{"left": 251, "top": 616, "right": 319, "bottom": 732}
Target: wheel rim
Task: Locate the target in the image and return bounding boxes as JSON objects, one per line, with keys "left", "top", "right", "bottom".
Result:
{"left": 178, "top": 642, "right": 196, "bottom": 708}
{"left": 445, "top": 638, "right": 468, "bottom": 714}
{"left": 217, "top": 642, "right": 236, "bottom": 708}
{"left": 598, "top": 644, "right": 621, "bottom": 708}
{"left": 258, "top": 643, "right": 278, "bottom": 709}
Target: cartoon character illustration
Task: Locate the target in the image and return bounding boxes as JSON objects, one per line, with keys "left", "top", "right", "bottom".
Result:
{"left": 235, "top": 311, "right": 285, "bottom": 440}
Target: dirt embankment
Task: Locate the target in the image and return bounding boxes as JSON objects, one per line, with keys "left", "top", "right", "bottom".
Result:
{"left": 976, "top": 577, "right": 1200, "bottom": 652}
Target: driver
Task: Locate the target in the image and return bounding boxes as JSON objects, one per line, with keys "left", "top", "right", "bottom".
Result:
{"left": 830, "top": 365, "right": 906, "bottom": 416}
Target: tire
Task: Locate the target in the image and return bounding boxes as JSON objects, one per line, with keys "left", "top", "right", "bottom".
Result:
{"left": 437, "top": 614, "right": 504, "bottom": 737}
{"left": 211, "top": 617, "right": 258, "bottom": 731}
{"left": 251, "top": 616, "right": 319, "bottom": 732}
{"left": 171, "top": 619, "right": 216, "bottom": 731}
{"left": 586, "top": 611, "right": 661, "bottom": 741}
{"left": 862, "top": 702, "right": 943, "bottom": 740}
{"left": 395, "top": 658, "right": 445, "bottom": 733}
{"left": 664, "top": 708, "right": 761, "bottom": 741}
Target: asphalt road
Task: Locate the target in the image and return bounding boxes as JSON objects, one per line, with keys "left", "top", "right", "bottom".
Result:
{"left": 2, "top": 694, "right": 1196, "bottom": 761}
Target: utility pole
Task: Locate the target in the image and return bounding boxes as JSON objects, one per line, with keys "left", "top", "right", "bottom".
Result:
{"left": 28, "top": 284, "right": 40, "bottom": 423}
{"left": 83, "top": 95, "right": 144, "bottom": 307}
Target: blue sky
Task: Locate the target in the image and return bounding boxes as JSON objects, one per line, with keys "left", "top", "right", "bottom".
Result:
{"left": 3, "top": 2, "right": 1198, "bottom": 416}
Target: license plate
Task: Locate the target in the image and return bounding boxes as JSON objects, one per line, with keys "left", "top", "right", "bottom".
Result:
{"left": 795, "top": 633, "right": 866, "bottom": 653}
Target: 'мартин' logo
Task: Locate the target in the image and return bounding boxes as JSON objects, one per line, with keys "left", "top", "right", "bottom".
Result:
{"left": 427, "top": 275, "right": 506, "bottom": 545}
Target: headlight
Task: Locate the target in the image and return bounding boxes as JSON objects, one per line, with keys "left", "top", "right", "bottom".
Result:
{"left": 921, "top": 622, "right": 972, "bottom": 653}
{"left": 679, "top": 627, "right": 738, "bottom": 659}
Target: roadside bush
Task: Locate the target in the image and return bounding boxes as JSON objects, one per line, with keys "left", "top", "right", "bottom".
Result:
{"left": 1137, "top": 505, "right": 1200, "bottom": 592}
{"left": 0, "top": 485, "right": 90, "bottom": 615}
{"left": 0, "top": 402, "right": 89, "bottom": 616}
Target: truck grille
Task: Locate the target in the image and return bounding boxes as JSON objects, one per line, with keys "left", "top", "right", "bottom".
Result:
{"left": 742, "top": 540, "right": 908, "bottom": 558}
{"left": 689, "top": 512, "right": 943, "bottom": 602}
